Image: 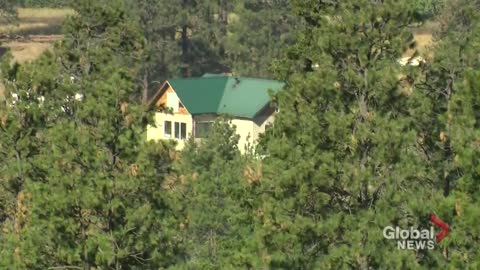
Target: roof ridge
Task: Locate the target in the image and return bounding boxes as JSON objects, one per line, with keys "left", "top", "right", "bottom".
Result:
{"left": 168, "top": 76, "right": 228, "bottom": 81}
{"left": 216, "top": 77, "right": 232, "bottom": 112}
{"left": 232, "top": 76, "right": 282, "bottom": 82}
{"left": 168, "top": 75, "right": 282, "bottom": 83}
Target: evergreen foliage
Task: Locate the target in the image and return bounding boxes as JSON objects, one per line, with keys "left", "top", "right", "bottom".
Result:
{"left": 0, "top": 0, "right": 17, "bottom": 23}
{"left": 418, "top": 0, "right": 480, "bottom": 266}
{"left": 130, "top": 0, "right": 297, "bottom": 99}
{"left": 175, "top": 119, "right": 262, "bottom": 269}
{"left": 256, "top": 0, "right": 444, "bottom": 268}
{"left": 0, "top": 0, "right": 184, "bottom": 269}
{"left": 2, "top": 0, "right": 480, "bottom": 269}
{"left": 14, "top": 0, "right": 70, "bottom": 8}
{"left": 225, "top": 0, "right": 299, "bottom": 78}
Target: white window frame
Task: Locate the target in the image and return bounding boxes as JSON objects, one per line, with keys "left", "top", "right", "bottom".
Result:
{"left": 180, "top": 122, "right": 187, "bottom": 140}
{"left": 164, "top": 121, "right": 172, "bottom": 138}
{"left": 174, "top": 122, "right": 180, "bottom": 139}
{"left": 173, "top": 122, "right": 188, "bottom": 140}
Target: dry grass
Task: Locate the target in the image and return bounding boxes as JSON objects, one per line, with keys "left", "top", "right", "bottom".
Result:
{"left": 402, "top": 21, "right": 438, "bottom": 59}
{"left": 0, "top": 8, "right": 73, "bottom": 36}
{"left": 0, "top": 8, "right": 70, "bottom": 63}
{"left": 0, "top": 8, "right": 72, "bottom": 98}
{"left": 402, "top": 33, "right": 434, "bottom": 59}
{"left": 3, "top": 41, "right": 51, "bottom": 63}
{"left": 17, "top": 8, "right": 74, "bottom": 20}
{"left": 414, "top": 33, "right": 434, "bottom": 49}
{"left": 0, "top": 22, "right": 50, "bottom": 34}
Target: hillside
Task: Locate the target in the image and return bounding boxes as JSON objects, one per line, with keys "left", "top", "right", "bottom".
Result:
{"left": 0, "top": 8, "right": 435, "bottom": 97}
{"left": 0, "top": 8, "right": 72, "bottom": 61}
{"left": 0, "top": 8, "right": 72, "bottom": 96}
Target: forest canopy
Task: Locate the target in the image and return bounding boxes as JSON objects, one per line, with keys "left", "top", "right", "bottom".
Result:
{"left": 1, "top": 0, "right": 480, "bottom": 269}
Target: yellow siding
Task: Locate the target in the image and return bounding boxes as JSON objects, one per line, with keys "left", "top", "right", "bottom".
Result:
{"left": 231, "top": 118, "right": 255, "bottom": 153}
{"left": 147, "top": 83, "right": 193, "bottom": 150}
{"left": 147, "top": 113, "right": 193, "bottom": 150}
{"left": 148, "top": 88, "right": 276, "bottom": 152}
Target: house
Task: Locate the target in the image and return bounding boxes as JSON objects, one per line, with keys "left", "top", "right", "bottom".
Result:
{"left": 146, "top": 74, "right": 284, "bottom": 152}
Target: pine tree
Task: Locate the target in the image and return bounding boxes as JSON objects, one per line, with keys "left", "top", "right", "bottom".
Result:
{"left": 417, "top": 0, "right": 480, "bottom": 266}
{"left": 256, "top": 1, "right": 443, "bottom": 268}
{"left": 176, "top": 119, "right": 262, "bottom": 269}
{"left": 0, "top": 53, "right": 54, "bottom": 243}
{"left": 0, "top": 0, "right": 17, "bottom": 24}
{"left": 413, "top": 0, "right": 445, "bottom": 19}
{"left": 0, "top": 0, "right": 185, "bottom": 268}
{"left": 129, "top": 0, "right": 183, "bottom": 101}
{"left": 225, "top": 0, "right": 299, "bottom": 77}
{"left": 439, "top": 70, "right": 480, "bottom": 267}
{"left": 179, "top": 0, "right": 233, "bottom": 76}
{"left": 131, "top": 0, "right": 233, "bottom": 101}
{"left": 127, "top": 0, "right": 298, "bottom": 89}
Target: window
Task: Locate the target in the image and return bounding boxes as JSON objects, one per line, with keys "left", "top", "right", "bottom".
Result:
{"left": 195, "top": 122, "right": 213, "bottom": 138}
{"left": 170, "top": 122, "right": 188, "bottom": 140}
{"left": 174, "top": 122, "right": 180, "bottom": 139}
{"left": 164, "top": 121, "right": 172, "bottom": 138}
{"left": 181, "top": 123, "right": 187, "bottom": 139}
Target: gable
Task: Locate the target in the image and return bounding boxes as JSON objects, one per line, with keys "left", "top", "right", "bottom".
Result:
{"left": 153, "top": 83, "right": 189, "bottom": 115}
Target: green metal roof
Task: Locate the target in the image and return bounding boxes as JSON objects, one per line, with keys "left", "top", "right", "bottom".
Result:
{"left": 167, "top": 75, "right": 284, "bottom": 119}
{"left": 201, "top": 73, "right": 225, "bottom": 77}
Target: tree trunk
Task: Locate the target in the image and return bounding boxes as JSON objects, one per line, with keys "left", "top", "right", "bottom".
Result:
{"left": 218, "top": 0, "right": 228, "bottom": 58}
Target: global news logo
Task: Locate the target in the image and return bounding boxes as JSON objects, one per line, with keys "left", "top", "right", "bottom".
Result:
{"left": 383, "top": 213, "right": 450, "bottom": 250}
